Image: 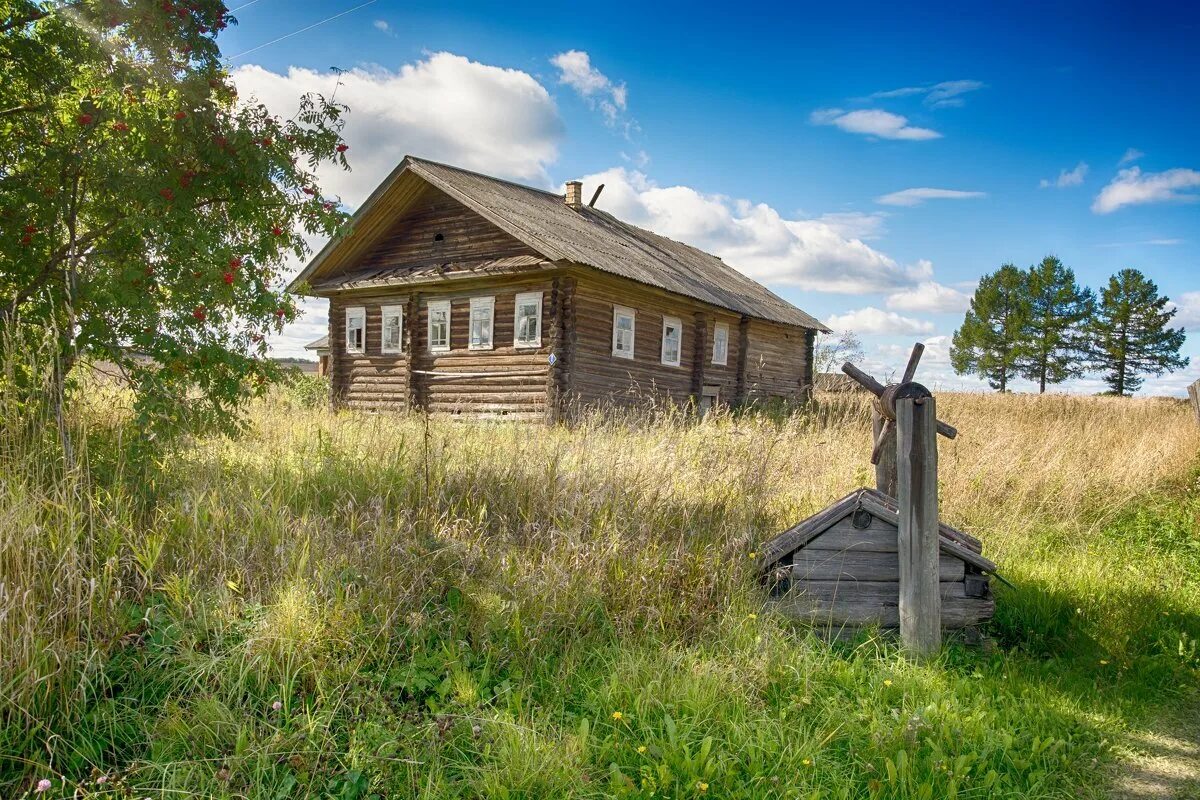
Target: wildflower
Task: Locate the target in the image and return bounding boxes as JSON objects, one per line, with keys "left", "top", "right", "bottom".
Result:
{"left": 802, "top": 757, "right": 812, "bottom": 766}
{"left": 883, "top": 679, "right": 892, "bottom": 687}
{"left": 611, "top": 711, "right": 623, "bottom": 721}
{"left": 696, "top": 781, "right": 709, "bottom": 792}
{"left": 748, "top": 551, "right": 757, "bottom": 559}
{"left": 272, "top": 700, "right": 283, "bottom": 710}
{"left": 800, "top": 697, "right": 812, "bottom": 705}
{"left": 747, "top": 613, "right": 757, "bottom": 621}
{"left": 36, "top": 778, "right": 51, "bottom": 793}
{"left": 97, "top": 775, "right": 109, "bottom": 784}
{"left": 1099, "top": 659, "right": 1109, "bottom": 666}
{"left": 637, "top": 745, "right": 647, "bottom": 754}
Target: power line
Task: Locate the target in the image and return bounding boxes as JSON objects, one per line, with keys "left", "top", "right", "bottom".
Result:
{"left": 225, "top": 0, "right": 378, "bottom": 62}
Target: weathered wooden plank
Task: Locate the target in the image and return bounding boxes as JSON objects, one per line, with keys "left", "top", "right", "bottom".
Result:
{"left": 792, "top": 549, "right": 964, "bottom": 582}
{"left": 897, "top": 396, "right": 941, "bottom": 658}
{"left": 769, "top": 591, "right": 994, "bottom": 629}
{"left": 873, "top": 408, "right": 898, "bottom": 498}
{"left": 1189, "top": 380, "right": 1200, "bottom": 426}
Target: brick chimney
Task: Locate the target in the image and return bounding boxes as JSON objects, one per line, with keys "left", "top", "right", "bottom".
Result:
{"left": 564, "top": 180, "right": 583, "bottom": 209}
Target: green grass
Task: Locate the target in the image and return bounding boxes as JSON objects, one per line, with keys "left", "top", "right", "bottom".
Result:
{"left": 2, "top": 385, "right": 1198, "bottom": 798}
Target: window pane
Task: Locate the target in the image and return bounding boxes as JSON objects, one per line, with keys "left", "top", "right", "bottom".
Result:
{"left": 516, "top": 301, "right": 539, "bottom": 344}
{"left": 470, "top": 305, "right": 493, "bottom": 347}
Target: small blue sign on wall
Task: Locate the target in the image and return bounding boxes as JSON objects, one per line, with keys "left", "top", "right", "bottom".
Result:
{"left": 548, "top": 353, "right": 557, "bottom": 366}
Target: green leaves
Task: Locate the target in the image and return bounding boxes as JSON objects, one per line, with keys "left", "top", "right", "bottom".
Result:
{"left": 950, "top": 263, "right": 1028, "bottom": 392}
{"left": 1087, "top": 268, "right": 1189, "bottom": 396}
{"left": 1, "top": 0, "right": 351, "bottom": 443}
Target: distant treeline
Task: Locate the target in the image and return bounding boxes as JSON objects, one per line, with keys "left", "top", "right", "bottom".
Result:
{"left": 951, "top": 260, "right": 1188, "bottom": 395}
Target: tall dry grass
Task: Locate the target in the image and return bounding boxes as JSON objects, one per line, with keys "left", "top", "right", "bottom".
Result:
{"left": 1, "top": 384, "right": 1198, "bottom": 796}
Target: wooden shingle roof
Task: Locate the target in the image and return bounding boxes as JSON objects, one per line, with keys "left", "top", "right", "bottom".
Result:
{"left": 293, "top": 156, "right": 828, "bottom": 331}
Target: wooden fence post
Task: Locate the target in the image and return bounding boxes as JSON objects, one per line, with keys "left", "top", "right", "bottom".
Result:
{"left": 1189, "top": 379, "right": 1200, "bottom": 426}
{"left": 896, "top": 394, "right": 941, "bottom": 659}
{"left": 872, "top": 408, "right": 898, "bottom": 498}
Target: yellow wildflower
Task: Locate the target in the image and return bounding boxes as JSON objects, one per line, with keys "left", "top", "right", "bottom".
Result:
{"left": 802, "top": 757, "right": 812, "bottom": 766}
{"left": 883, "top": 679, "right": 893, "bottom": 687}
{"left": 748, "top": 552, "right": 757, "bottom": 559}
{"left": 637, "top": 745, "right": 647, "bottom": 754}
{"left": 611, "top": 711, "right": 623, "bottom": 721}
{"left": 1100, "top": 659, "right": 1109, "bottom": 665}
{"left": 747, "top": 613, "right": 757, "bottom": 621}
{"left": 697, "top": 782, "right": 709, "bottom": 792}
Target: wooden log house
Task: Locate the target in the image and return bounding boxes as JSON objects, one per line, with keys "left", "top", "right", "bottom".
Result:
{"left": 290, "top": 156, "right": 828, "bottom": 420}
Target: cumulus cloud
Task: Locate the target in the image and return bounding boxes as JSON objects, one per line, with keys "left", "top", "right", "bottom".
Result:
{"left": 825, "top": 307, "right": 935, "bottom": 335}
{"left": 869, "top": 79, "right": 985, "bottom": 108}
{"left": 232, "top": 53, "right": 564, "bottom": 208}
{"left": 580, "top": 167, "right": 919, "bottom": 293}
{"left": 1091, "top": 166, "right": 1200, "bottom": 213}
{"left": 1172, "top": 291, "right": 1200, "bottom": 330}
{"left": 886, "top": 281, "right": 972, "bottom": 314}
{"left": 810, "top": 108, "right": 940, "bottom": 141}
{"left": 372, "top": 19, "right": 390, "bottom": 33}
{"left": 1039, "top": 162, "right": 1088, "bottom": 189}
{"left": 1118, "top": 148, "right": 1144, "bottom": 165}
{"left": 550, "top": 50, "right": 628, "bottom": 125}
{"left": 876, "top": 187, "right": 987, "bottom": 207}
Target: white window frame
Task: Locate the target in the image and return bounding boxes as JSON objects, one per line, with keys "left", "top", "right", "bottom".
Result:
{"left": 427, "top": 299, "right": 451, "bottom": 353}
{"left": 661, "top": 315, "right": 683, "bottom": 367}
{"left": 513, "top": 291, "right": 543, "bottom": 348}
{"left": 380, "top": 304, "right": 404, "bottom": 355}
{"left": 612, "top": 305, "right": 636, "bottom": 360}
{"left": 345, "top": 306, "right": 365, "bottom": 354}
{"left": 711, "top": 322, "right": 729, "bottom": 366}
{"left": 469, "top": 296, "right": 496, "bottom": 351}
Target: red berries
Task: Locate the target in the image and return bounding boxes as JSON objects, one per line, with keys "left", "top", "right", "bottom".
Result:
{"left": 272, "top": 226, "right": 283, "bottom": 236}
{"left": 223, "top": 272, "right": 234, "bottom": 285}
{"left": 77, "top": 113, "right": 94, "bottom": 126}
{"left": 112, "top": 121, "right": 129, "bottom": 132}
{"left": 302, "top": 187, "right": 315, "bottom": 195}
{"left": 229, "top": 256, "right": 242, "bottom": 269}
{"left": 23, "top": 224, "right": 37, "bottom": 234}
{"left": 274, "top": 308, "right": 286, "bottom": 318}
{"left": 160, "top": 187, "right": 175, "bottom": 201}
{"left": 213, "top": 135, "right": 228, "bottom": 148}
{"left": 261, "top": 136, "right": 272, "bottom": 147}
{"left": 20, "top": 234, "right": 32, "bottom": 246}
{"left": 193, "top": 306, "right": 206, "bottom": 322}
{"left": 322, "top": 202, "right": 333, "bottom": 211}
{"left": 336, "top": 143, "right": 349, "bottom": 153}
{"left": 173, "top": 111, "right": 187, "bottom": 120}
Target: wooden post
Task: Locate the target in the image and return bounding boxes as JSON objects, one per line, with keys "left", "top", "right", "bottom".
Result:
{"left": 690, "top": 312, "right": 707, "bottom": 407}
{"left": 896, "top": 395, "right": 941, "bottom": 659}
{"left": 872, "top": 408, "right": 898, "bottom": 497}
{"left": 404, "top": 292, "right": 421, "bottom": 412}
{"left": 1189, "top": 379, "right": 1200, "bottom": 426}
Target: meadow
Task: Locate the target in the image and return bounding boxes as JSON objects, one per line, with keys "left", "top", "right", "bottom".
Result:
{"left": 2, "top": 382, "right": 1198, "bottom": 799}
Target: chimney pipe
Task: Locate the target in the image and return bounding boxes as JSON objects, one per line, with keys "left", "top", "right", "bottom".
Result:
{"left": 565, "top": 180, "right": 583, "bottom": 209}
{"left": 588, "top": 184, "right": 605, "bottom": 208}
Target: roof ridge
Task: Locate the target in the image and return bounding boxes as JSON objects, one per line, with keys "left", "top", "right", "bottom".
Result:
{"left": 404, "top": 155, "right": 565, "bottom": 200}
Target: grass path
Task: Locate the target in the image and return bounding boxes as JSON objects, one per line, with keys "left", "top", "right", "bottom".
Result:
{"left": 1112, "top": 705, "right": 1200, "bottom": 799}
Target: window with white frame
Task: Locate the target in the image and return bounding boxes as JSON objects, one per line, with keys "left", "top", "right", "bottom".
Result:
{"left": 612, "top": 305, "right": 635, "bottom": 359}
{"left": 661, "top": 315, "right": 682, "bottom": 366}
{"left": 513, "top": 291, "right": 542, "bottom": 348}
{"left": 427, "top": 300, "right": 450, "bottom": 352}
{"left": 711, "top": 322, "right": 729, "bottom": 366}
{"left": 469, "top": 296, "right": 495, "bottom": 350}
{"left": 381, "top": 305, "right": 403, "bottom": 354}
{"left": 345, "top": 306, "right": 365, "bottom": 353}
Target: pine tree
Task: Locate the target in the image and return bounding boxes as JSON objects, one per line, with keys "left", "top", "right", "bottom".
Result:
{"left": 1016, "top": 256, "right": 1094, "bottom": 393}
{"left": 1088, "top": 269, "right": 1189, "bottom": 396}
{"left": 950, "top": 264, "right": 1030, "bottom": 392}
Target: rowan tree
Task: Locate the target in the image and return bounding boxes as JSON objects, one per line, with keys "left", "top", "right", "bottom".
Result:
{"left": 0, "top": 0, "right": 349, "bottom": 451}
{"left": 1087, "top": 268, "right": 1188, "bottom": 396}
{"left": 950, "top": 264, "right": 1029, "bottom": 392}
{"left": 1015, "top": 256, "right": 1094, "bottom": 393}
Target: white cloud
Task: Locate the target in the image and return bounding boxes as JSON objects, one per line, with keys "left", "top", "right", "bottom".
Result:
{"left": 816, "top": 211, "right": 888, "bottom": 240}
{"left": 870, "top": 80, "right": 985, "bottom": 109}
{"left": 1039, "top": 162, "right": 1088, "bottom": 189}
{"left": 825, "top": 307, "right": 935, "bottom": 335}
{"left": 232, "top": 53, "right": 564, "bottom": 208}
{"left": 1118, "top": 148, "right": 1144, "bottom": 165}
{"left": 876, "top": 187, "right": 987, "bottom": 207}
{"left": 886, "top": 281, "right": 972, "bottom": 314}
{"left": 1098, "top": 238, "right": 1184, "bottom": 248}
{"left": 372, "top": 19, "right": 390, "bottom": 33}
{"left": 810, "top": 108, "right": 941, "bottom": 141}
{"left": 550, "top": 50, "right": 628, "bottom": 125}
{"left": 1172, "top": 291, "right": 1200, "bottom": 330}
{"left": 580, "top": 167, "right": 917, "bottom": 293}
{"left": 1092, "top": 166, "right": 1200, "bottom": 213}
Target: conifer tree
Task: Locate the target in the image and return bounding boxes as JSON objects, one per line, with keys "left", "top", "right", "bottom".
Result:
{"left": 1088, "top": 268, "right": 1188, "bottom": 396}
{"left": 951, "top": 264, "right": 1030, "bottom": 392}
{"left": 1016, "top": 256, "right": 1094, "bottom": 393}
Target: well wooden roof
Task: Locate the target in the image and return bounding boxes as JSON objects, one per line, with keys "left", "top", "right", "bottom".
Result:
{"left": 293, "top": 156, "right": 827, "bottom": 331}
{"left": 758, "top": 487, "right": 999, "bottom": 576}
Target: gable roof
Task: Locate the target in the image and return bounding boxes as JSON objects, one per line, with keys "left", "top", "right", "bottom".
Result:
{"left": 304, "top": 335, "right": 329, "bottom": 351}
{"left": 293, "top": 156, "right": 828, "bottom": 331}
{"left": 757, "top": 487, "right": 1000, "bottom": 577}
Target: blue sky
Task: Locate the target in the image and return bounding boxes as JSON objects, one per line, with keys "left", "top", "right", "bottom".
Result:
{"left": 227, "top": 0, "right": 1200, "bottom": 395}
